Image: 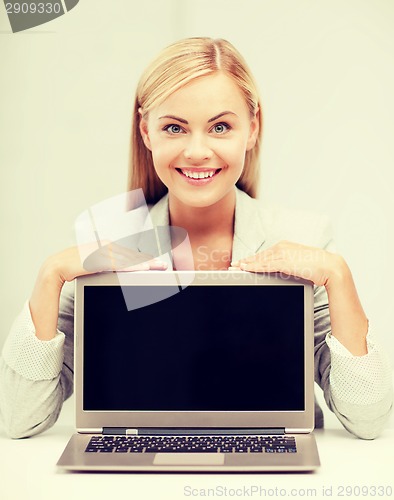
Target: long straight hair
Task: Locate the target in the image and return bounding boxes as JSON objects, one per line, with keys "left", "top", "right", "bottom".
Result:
{"left": 128, "top": 38, "right": 263, "bottom": 204}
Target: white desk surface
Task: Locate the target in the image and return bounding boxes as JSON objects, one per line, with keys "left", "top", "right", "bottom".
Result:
{"left": 1, "top": 393, "right": 393, "bottom": 500}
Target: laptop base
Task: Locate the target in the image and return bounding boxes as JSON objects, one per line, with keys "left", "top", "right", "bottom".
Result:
{"left": 57, "top": 433, "right": 320, "bottom": 472}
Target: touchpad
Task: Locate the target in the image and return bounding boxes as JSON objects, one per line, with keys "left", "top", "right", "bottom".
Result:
{"left": 153, "top": 453, "right": 225, "bottom": 466}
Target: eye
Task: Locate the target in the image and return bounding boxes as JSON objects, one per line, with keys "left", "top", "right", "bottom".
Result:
{"left": 163, "top": 124, "right": 184, "bottom": 135}
{"left": 212, "top": 122, "right": 231, "bottom": 134}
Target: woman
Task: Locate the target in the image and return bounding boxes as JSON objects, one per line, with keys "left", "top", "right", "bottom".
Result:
{"left": 0, "top": 37, "right": 392, "bottom": 439}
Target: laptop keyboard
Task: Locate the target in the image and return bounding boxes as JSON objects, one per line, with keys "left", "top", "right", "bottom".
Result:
{"left": 85, "top": 435, "right": 297, "bottom": 453}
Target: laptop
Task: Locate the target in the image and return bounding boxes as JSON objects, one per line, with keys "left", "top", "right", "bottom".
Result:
{"left": 56, "top": 270, "right": 320, "bottom": 472}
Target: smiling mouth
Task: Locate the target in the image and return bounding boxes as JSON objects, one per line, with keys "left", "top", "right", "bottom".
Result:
{"left": 175, "top": 168, "right": 222, "bottom": 179}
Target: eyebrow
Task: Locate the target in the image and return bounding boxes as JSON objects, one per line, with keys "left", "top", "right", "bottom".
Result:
{"left": 158, "top": 111, "right": 237, "bottom": 124}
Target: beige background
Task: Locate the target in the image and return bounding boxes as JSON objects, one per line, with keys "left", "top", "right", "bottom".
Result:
{"left": 1, "top": 0, "right": 393, "bottom": 361}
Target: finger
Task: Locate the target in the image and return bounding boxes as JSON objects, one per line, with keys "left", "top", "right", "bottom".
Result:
{"left": 118, "top": 262, "right": 150, "bottom": 272}
{"left": 99, "top": 247, "right": 154, "bottom": 269}
{"left": 239, "top": 261, "right": 280, "bottom": 273}
{"left": 148, "top": 260, "right": 168, "bottom": 270}
{"left": 118, "top": 260, "right": 168, "bottom": 272}
{"left": 106, "top": 243, "right": 154, "bottom": 263}
{"left": 232, "top": 249, "right": 280, "bottom": 267}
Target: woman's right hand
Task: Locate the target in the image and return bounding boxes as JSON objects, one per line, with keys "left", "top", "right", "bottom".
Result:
{"left": 47, "top": 241, "right": 168, "bottom": 285}
{"left": 30, "top": 242, "right": 167, "bottom": 341}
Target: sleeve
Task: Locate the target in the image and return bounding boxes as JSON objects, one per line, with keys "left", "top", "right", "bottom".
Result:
{"left": 0, "top": 282, "right": 75, "bottom": 439}
{"left": 313, "top": 215, "right": 393, "bottom": 439}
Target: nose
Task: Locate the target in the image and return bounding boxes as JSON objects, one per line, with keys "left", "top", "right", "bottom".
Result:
{"left": 183, "top": 134, "right": 213, "bottom": 162}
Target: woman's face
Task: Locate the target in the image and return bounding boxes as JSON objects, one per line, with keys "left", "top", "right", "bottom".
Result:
{"left": 140, "top": 72, "right": 259, "bottom": 209}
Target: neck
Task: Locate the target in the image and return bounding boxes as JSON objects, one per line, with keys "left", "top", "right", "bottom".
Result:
{"left": 168, "top": 189, "right": 236, "bottom": 238}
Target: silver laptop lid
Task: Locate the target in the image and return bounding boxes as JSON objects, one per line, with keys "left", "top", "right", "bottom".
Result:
{"left": 74, "top": 271, "right": 315, "bottom": 432}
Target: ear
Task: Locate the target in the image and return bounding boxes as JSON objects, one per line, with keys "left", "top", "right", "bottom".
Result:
{"left": 246, "top": 107, "right": 260, "bottom": 151}
{"left": 138, "top": 108, "right": 152, "bottom": 151}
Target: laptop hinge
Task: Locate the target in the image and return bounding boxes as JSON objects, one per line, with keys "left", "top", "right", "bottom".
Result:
{"left": 103, "top": 428, "right": 138, "bottom": 435}
{"left": 103, "top": 427, "right": 285, "bottom": 436}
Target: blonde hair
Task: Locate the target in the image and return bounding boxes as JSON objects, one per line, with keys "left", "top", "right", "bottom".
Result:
{"left": 128, "top": 37, "right": 263, "bottom": 204}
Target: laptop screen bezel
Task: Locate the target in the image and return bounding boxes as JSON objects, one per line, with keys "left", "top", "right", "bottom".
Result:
{"left": 74, "top": 271, "right": 315, "bottom": 432}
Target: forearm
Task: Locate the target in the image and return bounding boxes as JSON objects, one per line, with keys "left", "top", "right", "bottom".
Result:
{"left": 314, "top": 276, "right": 393, "bottom": 439}
{"left": 325, "top": 256, "right": 368, "bottom": 356}
{"left": 29, "top": 259, "right": 64, "bottom": 341}
{"left": 0, "top": 298, "right": 69, "bottom": 438}
{"left": 0, "top": 356, "right": 64, "bottom": 438}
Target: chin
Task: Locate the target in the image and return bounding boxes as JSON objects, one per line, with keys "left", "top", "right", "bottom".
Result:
{"left": 177, "top": 189, "right": 233, "bottom": 210}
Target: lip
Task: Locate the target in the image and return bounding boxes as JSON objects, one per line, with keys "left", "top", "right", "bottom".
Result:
{"left": 175, "top": 168, "right": 222, "bottom": 186}
{"left": 176, "top": 168, "right": 222, "bottom": 185}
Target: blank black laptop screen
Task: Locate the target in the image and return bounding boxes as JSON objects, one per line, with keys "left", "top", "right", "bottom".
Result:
{"left": 83, "top": 285, "right": 305, "bottom": 412}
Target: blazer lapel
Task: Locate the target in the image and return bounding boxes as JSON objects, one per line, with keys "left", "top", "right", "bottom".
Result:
{"left": 148, "top": 193, "right": 169, "bottom": 227}
{"left": 137, "top": 193, "right": 172, "bottom": 259}
{"left": 232, "top": 187, "right": 266, "bottom": 262}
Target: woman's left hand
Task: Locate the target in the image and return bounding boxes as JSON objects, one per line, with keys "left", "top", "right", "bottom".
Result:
{"left": 230, "top": 240, "right": 344, "bottom": 288}
{"left": 231, "top": 240, "right": 369, "bottom": 355}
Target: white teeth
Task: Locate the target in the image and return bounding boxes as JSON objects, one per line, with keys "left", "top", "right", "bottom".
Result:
{"left": 181, "top": 170, "right": 216, "bottom": 179}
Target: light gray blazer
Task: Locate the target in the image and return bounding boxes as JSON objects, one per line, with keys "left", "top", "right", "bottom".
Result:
{"left": 0, "top": 187, "right": 392, "bottom": 439}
